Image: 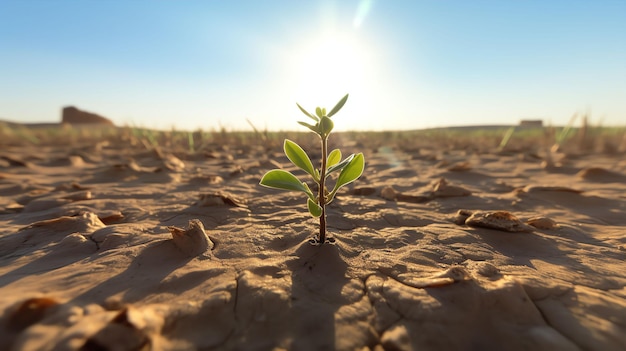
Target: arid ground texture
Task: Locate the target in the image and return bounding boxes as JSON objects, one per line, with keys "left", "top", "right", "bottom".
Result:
{"left": 1, "top": 125, "right": 625, "bottom": 350}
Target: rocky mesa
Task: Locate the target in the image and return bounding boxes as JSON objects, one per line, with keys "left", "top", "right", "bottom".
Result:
{"left": 61, "top": 106, "right": 115, "bottom": 126}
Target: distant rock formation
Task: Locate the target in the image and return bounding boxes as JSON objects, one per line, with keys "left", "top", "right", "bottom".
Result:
{"left": 61, "top": 106, "right": 114, "bottom": 126}
{"left": 519, "top": 119, "right": 543, "bottom": 127}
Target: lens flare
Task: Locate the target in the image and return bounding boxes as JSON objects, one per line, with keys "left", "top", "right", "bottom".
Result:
{"left": 353, "top": 0, "right": 374, "bottom": 28}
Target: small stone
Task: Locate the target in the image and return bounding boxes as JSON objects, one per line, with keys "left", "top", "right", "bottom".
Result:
{"left": 453, "top": 209, "right": 474, "bottom": 225}
{"left": 7, "top": 297, "right": 60, "bottom": 331}
{"left": 380, "top": 186, "right": 398, "bottom": 201}
{"left": 464, "top": 211, "right": 534, "bottom": 232}
{"left": 432, "top": 178, "right": 472, "bottom": 197}
{"left": 526, "top": 217, "right": 559, "bottom": 230}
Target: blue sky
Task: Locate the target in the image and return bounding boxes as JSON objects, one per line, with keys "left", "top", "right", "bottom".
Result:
{"left": 1, "top": 0, "right": 625, "bottom": 131}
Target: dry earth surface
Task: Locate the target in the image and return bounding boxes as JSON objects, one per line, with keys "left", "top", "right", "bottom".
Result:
{"left": 0, "top": 129, "right": 625, "bottom": 350}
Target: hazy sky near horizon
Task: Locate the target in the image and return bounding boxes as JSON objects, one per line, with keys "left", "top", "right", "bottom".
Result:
{"left": 1, "top": 1, "right": 625, "bottom": 131}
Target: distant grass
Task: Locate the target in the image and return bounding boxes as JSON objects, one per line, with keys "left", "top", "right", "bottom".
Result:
{"left": 1, "top": 121, "right": 624, "bottom": 155}
{"left": 340, "top": 125, "right": 625, "bottom": 154}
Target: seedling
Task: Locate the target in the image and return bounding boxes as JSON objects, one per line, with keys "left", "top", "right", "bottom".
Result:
{"left": 260, "top": 94, "right": 365, "bottom": 245}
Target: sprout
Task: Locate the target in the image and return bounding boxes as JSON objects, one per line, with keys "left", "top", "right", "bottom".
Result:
{"left": 260, "top": 94, "right": 365, "bottom": 245}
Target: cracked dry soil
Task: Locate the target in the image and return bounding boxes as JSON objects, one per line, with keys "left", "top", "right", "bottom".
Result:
{"left": 1, "top": 134, "right": 625, "bottom": 350}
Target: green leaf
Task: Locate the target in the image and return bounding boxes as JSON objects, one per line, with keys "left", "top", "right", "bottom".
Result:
{"left": 319, "top": 116, "right": 334, "bottom": 137}
{"left": 333, "top": 153, "right": 364, "bottom": 192}
{"left": 284, "top": 139, "right": 317, "bottom": 180}
{"left": 315, "top": 106, "right": 323, "bottom": 118}
{"left": 326, "top": 153, "right": 355, "bottom": 177}
{"left": 302, "top": 182, "right": 316, "bottom": 201}
{"left": 298, "top": 121, "right": 319, "bottom": 134}
{"left": 322, "top": 107, "right": 327, "bottom": 116}
{"left": 327, "top": 94, "right": 349, "bottom": 117}
{"left": 307, "top": 198, "right": 322, "bottom": 217}
{"left": 260, "top": 169, "right": 309, "bottom": 194}
{"left": 297, "top": 103, "right": 318, "bottom": 121}
{"left": 327, "top": 149, "right": 342, "bottom": 168}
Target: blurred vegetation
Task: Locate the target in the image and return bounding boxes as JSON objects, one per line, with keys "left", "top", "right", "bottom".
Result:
{"left": 1, "top": 120, "right": 625, "bottom": 156}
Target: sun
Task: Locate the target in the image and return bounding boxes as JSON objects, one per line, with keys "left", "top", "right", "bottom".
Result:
{"left": 288, "top": 33, "right": 374, "bottom": 129}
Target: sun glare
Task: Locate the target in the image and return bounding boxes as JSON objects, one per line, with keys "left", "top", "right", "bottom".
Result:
{"left": 289, "top": 33, "right": 375, "bottom": 130}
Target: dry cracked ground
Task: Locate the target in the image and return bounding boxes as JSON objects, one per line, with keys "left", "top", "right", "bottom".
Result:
{"left": 1, "top": 135, "right": 625, "bottom": 350}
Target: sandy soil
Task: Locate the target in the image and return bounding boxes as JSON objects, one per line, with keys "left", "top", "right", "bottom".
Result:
{"left": 0, "top": 133, "right": 625, "bottom": 350}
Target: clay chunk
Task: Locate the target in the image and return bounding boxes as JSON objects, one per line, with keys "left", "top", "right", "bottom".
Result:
{"left": 195, "top": 192, "right": 247, "bottom": 208}
{"left": 457, "top": 210, "right": 535, "bottom": 232}
{"left": 168, "top": 219, "right": 214, "bottom": 257}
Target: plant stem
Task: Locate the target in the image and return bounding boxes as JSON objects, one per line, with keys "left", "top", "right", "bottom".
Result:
{"left": 318, "top": 135, "right": 328, "bottom": 244}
